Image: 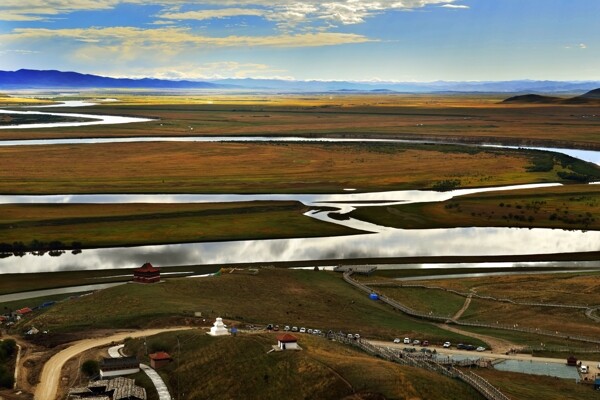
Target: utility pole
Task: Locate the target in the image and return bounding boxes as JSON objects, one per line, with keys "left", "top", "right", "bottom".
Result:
{"left": 177, "top": 335, "right": 181, "bottom": 400}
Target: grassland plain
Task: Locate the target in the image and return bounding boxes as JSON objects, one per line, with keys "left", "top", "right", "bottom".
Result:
{"left": 350, "top": 184, "right": 600, "bottom": 230}
{"left": 18, "top": 269, "right": 483, "bottom": 346}
{"left": 363, "top": 271, "right": 600, "bottom": 350}
{"left": 0, "top": 201, "right": 357, "bottom": 250}
{"left": 2, "top": 95, "right": 600, "bottom": 150}
{"left": 121, "top": 331, "right": 484, "bottom": 400}
{"left": 0, "top": 141, "right": 588, "bottom": 195}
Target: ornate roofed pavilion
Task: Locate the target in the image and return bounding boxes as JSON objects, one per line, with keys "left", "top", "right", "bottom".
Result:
{"left": 132, "top": 262, "right": 160, "bottom": 284}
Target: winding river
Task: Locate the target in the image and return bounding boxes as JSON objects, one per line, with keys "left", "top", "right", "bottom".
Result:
{"left": 1, "top": 101, "right": 599, "bottom": 274}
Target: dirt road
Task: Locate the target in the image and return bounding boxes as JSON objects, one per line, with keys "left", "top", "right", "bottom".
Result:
{"left": 34, "top": 327, "right": 194, "bottom": 400}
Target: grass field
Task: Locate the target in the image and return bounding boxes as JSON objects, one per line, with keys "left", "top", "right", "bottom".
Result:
{"left": 2, "top": 95, "right": 600, "bottom": 151}
{"left": 18, "top": 269, "right": 484, "bottom": 346}
{"left": 0, "top": 201, "right": 357, "bottom": 249}
{"left": 475, "top": 369, "right": 599, "bottom": 400}
{"left": 351, "top": 184, "right": 600, "bottom": 231}
{"left": 373, "top": 286, "right": 467, "bottom": 318}
{"left": 0, "top": 141, "right": 586, "bottom": 195}
{"left": 122, "top": 331, "right": 484, "bottom": 400}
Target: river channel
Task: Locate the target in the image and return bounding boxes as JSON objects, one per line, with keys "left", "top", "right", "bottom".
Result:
{"left": 0, "top": 102, "right": 599, "bottom": 274}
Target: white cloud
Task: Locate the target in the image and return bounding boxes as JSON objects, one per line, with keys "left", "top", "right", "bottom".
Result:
{"left": 124, "top": 61, "right": 291, "bottom": 80}
{"left": 440, "top": 4, "right": 470, "bottom": 9}
{"left": 579, "top": 43, "right": 587, "bottom": 49}
{"left": 159, "top": 8, "right": 266, "bottom": 21}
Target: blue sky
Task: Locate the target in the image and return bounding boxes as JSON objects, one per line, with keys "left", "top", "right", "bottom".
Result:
{"left": 0, "top": 0, "right": 598, "bottom": 82}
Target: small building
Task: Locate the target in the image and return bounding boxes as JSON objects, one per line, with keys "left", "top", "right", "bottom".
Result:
{"left": 567, "top": 355, "right": 578, "bottom": 366}
{"left": 149, "top": 351, "right": 172, "bottom": 369}
{"left": 132, "top": 262, "right": 160, "bottom": 284}
{"left": 68, "top": 376, "right": 146, "bottom": 400}
{"left": 99, "top": 356, "right": 140, "bottom": 378}
{"left": 276, "top": 333, "right": 299, "bottom": 350}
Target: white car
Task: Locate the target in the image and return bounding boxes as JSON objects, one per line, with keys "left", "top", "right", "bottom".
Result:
{"left": 354, "top": 334, "right": 361, "bottom": 339}
{"left": 299, "top": 327, "right": 306, "bottom": 333}
{"left": 393, "top": 338, "right": 401, "bottom": 344}
{"left": 403, "top": 337, "right": 411, "bottom": 344}
{"left": 443, "top": 341, "right": 451, "bottom": 348}
{"left": 412, "top": 339, "right": 420, "bottom": 345}
{"left": 476, "top": 346, "right": 486, "bottom": 352}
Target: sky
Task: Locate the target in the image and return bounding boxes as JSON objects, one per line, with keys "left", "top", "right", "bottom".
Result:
{"left": 0, "top": 0, "right": 599, "bottom": 82}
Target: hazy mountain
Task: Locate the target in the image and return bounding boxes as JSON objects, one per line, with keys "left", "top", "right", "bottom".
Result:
{"left": 503, "top": 88, "right": 600, "bottom": 104}
{"left": 0, "top": 69, "right": 228, "bottom": 89}
{"left": 2, "top": 69, "right": 600, "bottom": 94}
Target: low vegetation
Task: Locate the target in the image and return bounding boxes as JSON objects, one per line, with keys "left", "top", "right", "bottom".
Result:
{"left": 0, "top": 339, "right": 17, "bottom": 389}
{"left": 0, "top": 141, "right": 578, "bottom": 194}
{"left": 0, "top": 201, "right": 357, "bottom": 251}
{"left": 20, "top": 269, "right": 480, "bottom": 345}
{"left": 351, "top": 184, "right": 600, "bottom": 230}
{"left": 123, "top": 331, "right": 484, "bottom": 400}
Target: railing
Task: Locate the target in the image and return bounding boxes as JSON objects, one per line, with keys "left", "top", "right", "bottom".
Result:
{"left": 331, "top": 332, "right": 510, "bottom": 400}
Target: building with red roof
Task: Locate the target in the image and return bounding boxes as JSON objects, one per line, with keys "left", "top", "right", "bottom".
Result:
{"left": 133, "top": 262, "right": 160, "bottom": 284}
{"left": 276, "top": 333, "right": 299, "bottom": 350}
{"left": 149, "top": 352, "right": 172, "bottom": 369}
{"left": 16, "top": 307, "right": 33, "bottom": 315}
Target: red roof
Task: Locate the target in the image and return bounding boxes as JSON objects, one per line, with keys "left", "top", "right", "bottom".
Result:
{"left": 276, "top": 334, "right": 298, "bottom": 343}
{"left": 17, "top": 307, "right": 33, "bottom": 315}
{"left": 133, "top": 262, "right": 160, "bottom": 273}
{"left": 149, "top": 352, "right": 172, "bottom": 360}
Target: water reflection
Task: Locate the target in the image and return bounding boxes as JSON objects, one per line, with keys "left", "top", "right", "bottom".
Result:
{"left": 1, "top": 227, "right": 599, "bottom": 274}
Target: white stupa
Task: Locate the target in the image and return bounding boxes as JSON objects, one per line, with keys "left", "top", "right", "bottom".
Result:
{"left": 208, "top": 317, "right": 230, "bottom": 336}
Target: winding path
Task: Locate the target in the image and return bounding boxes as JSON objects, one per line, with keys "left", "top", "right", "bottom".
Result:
{"left": 34, "top": 327, "right": 193, "bottom": 400}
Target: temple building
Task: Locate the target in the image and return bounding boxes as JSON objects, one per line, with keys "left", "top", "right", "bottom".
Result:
{"left": 133, "top": 262, "right": 160, "bottom": 284}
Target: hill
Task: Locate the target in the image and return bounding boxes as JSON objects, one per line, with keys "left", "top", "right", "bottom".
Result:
{"left": 0, "top": 69, "right": 228, "bottom": 89}
{"left": 123, "top": 331, "right": 484, "bottom": 400}
{"left": 503, "top": 88, "right": 600, "bottom": 104}
{"left": 502, "top": 94, "right": 562, "bottom": 104}
{"left": 20, "top": 269, "right": 480, "bottom": 345}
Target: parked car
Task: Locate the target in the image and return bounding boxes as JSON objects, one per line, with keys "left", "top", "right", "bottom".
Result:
{"left": 273, "top": 325, "right": 280, "bottom": 331}
{"left": 476, "top": 346, "right": 486, "bottom": 352}
{"left": 403, "top": 337, "right": 411, "bottom": 344}
{"left": 457, "top": 343, "right": 466, "bottom": 350}
{"left": 465, "top": 345, "right": 476, "bottom": 351}
{"left": 443, "top": 341, "right": 451, "bottom": 348}
{"left": 580, "top": 365, "right": 589, "bottom": 374}
{"left": 266, "top": 324, "right": 273, "bottom": 330}
{"left": 307, "top": 328, "right": 313, "bottom": 334}
{"left": 354, "top": 333, "right": 361, "bottom": 339}
{"left": 422, "top": 340, "right": 429, "bottom": 347}
{"left": 347, "top": 333, "right": 354, "bottom": 339}
{"left": 412, "top": 339, "right": 420, "bottom": 345}
{"left": 393, "top": 338, "right": 401, "bottom": 344}
{"left": 291, "top": 326, "right": 298, "bottom": 332}
{"left": 284, "top": 325, "right": 290, "bottom": 331}
{"left": 299, "top": 327, "right": 306, "bottom": 333}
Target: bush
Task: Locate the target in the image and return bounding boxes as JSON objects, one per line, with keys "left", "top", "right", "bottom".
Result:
{"left": 81, "top": 360, "right": 99, "bottom": 377}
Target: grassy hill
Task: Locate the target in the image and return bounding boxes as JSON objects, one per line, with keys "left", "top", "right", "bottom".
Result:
{"left": 21, "top": 269, "right": 482, "bottom": 345}
{"left": 123, "top": 331, "right": 484, "bottom": 400}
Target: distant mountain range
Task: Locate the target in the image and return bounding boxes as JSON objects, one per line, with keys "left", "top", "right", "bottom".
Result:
{"left": 502, "top": 88, "right": 600, "bottom": 104}
{"left": 2, "top": 69, "right": 600, "bottom": 94}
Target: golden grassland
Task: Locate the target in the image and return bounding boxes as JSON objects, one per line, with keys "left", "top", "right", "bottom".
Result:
{"left": 1, "top": 94, "right": 599, "bottom": 150}
{"left": 122, "top": 331, "right": 484, "bottom": 400}
{"left": 350, "top": 184, "right": 600, "bottom": 230}
{"left": 0, "top": 201, "right": 357, "bottom": 248}
{"left": 0, "top": 141, "right": 568, "bottom": 194}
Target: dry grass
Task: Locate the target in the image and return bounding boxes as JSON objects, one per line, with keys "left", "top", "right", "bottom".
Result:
{"left": 0, "top": 141, "right": 557, "bottom": 194}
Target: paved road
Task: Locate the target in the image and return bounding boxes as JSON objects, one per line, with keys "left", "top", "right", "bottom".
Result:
{"left": 34, "top": 327, "right": 192, "bottom": 400}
